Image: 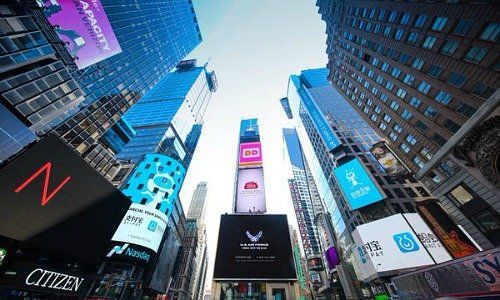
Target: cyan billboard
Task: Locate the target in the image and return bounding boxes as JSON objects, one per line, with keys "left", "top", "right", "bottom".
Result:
{"left": 334, "top": 158, "right": 384, "bottom": 210}
{"left": 298, "top": 87, "right": 340, "bottom": 151}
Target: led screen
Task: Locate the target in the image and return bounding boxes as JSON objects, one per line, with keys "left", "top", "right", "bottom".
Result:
{"left": 239, "top": 142, "right": 263, "bottom": 165}
{"left": 334, "top": 158, "right": 385, "bottom": 210}
{"left": 236, "top": 167, "right": 266, "bottom": 213}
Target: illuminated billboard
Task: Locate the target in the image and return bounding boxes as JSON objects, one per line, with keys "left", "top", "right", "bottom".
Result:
{"left": 300, "top": 87, "right": 340, "bottom": 151}
{"left": 213, "top": 215, "right": 296, "bottom": 280}
{"left": 40, "top": 0, "right": 122, "bottom": 69}
{"left": 239, "top": 142, "right": 263, "bottom": 165}
{"left": 334, "top": 158, "right": 385, "bottom": 210}
{"left": 0, "top": 135, "right": 130, "bottom": 263}
{"left": 236, "top": 167, "right": 266, "bottom": 213}
{"left": 352, "top": 214, "right": 450, "bottom": 280}
{"left": 370, "top": 141, "right": 408, "bottom": 177}
{"left": 117, "top": 154, "right": 186, "bottom": 252}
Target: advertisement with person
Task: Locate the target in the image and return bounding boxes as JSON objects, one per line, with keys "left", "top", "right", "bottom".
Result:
{"left": 239, "top": 142, "right": 263, "bottom": 165}
{"left": 213, "top": 215, "right": 296, "bottom": 280}
{"left": 370, "top": 141, "right": 408, "bottom": 176}
{"left": 236, "top": 167, "right": 267, "bottom": 213}
{"left": 40, "top": 0, "right": 122, "bottom": 69}
{"left": 333, "top": 158, "right": 385, "bottom": 210}
{"left": 416, "top": 200, "right": 479, "bottom": 259}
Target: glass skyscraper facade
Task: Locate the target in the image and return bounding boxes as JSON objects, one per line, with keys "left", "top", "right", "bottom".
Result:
{"left": 284, "top": 68, "right": 434, "bottom": 297}
{"left": 116, "top": 61, "right": 216, "bottom": 169}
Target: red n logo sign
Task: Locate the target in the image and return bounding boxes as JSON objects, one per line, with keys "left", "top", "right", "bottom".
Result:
{"left": 14, "top": 162, "right": 71, "bottom": 206}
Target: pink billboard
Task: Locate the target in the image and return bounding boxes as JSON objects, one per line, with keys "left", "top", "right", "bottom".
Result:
{"left": 41, "top": 0, "right": 122, "bottom": 69}
{"left": 239, "top": 142, "right": 262, "bottom": 165}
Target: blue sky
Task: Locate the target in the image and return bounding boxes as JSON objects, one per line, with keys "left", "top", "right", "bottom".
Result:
{"left": 178, "top": 0, "right": 328, "bottom": 291}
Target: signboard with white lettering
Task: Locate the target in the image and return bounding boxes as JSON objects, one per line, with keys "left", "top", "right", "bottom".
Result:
{"left": 334, "top": 158, "right": 385, "bottom": 210}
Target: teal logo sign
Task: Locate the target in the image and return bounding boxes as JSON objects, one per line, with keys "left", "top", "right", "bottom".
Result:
{"left": 334, "top": 158, "right": 384, "bottom": 210}
{"left": 148, "top": 220, "right": 158, "bottom": 232}
{"left": 393, "top": 232, "right": 420, "bottom": 253}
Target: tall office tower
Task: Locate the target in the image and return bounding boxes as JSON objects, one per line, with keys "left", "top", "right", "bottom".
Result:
{"left": 283, "top": 129, "right": 322, "bottom": 257}
{"left": 212, "top": 118, "right": 299, "bottom": 299}
{"left": 187, "top": 182, "right": 209, "bottom": 300}
{"left": 116, "top": 61, "right": 217, "bottom": 170}
{"left": 50, "top": 0, "right": 204, "bottom": 180}
{"left": 284, "top": 68, "right": 451, "bottom": 298}
{"left": 169, "top": 219, "right": 199, "bottom": 300}
{"left": 317, "top": 1, "right": 499, "bottom": 248}
{"left": 0, "top": 1, "right": 85, "bottom": 162}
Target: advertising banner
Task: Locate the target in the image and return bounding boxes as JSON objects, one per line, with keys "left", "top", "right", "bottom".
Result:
{"left": 334, "top": 158, "right": 385, "bottom": 210}
{"left": 236, "top": 167, "right": 266, "bottom": 213}
{"left": 239, "top": 142, "right": 263, "bottom": 165}
{"left": 0, "top": 135, "right": 130, "bottom": 263}
{"left": 325, "top": 247, "right": 340, "bottom": 270}
{"left": 40, "top": 0, "right": 122, "bottom": 69}
{"left": 370, "top": 141, "right": 408, "bottom": 176}
{"left": 392, "top": 247, "right": 500, "bottom": 299}
{"left": 111, "top": 203, "right": 168, "bottom": 253}
{"left": 300, "top": 88, "right": 341, "bottom": 151}
{"left": 213, "top": 215, "right": 296, "bottom": 280}
{"left": 416, "top": 201, "right": 479, "bottom": 259}
{"left": 352, "top": 214, "right": 437, "bottom": 280}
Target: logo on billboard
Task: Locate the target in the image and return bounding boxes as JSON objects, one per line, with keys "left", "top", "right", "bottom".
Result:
{"left": 239, "top": 142, "right": 263, "bottom": 165}
{"left": 142, "top": 162, "right": 183, "bottom": 213}
{"left": 25, "top": 268, "right": 84, "bottom": 292}
{"left": 148, "top": 220, "right": 158, "bottom": 232}
{"left": 393, "top": 232, "right": 420, "bottom": 253}
{"left": 346, "top": 169, "right": 362, "bottom": 188}
{"left": 107, "top": 244, "right": 150, "bottom": 262}
{"left": 244, "top": 181, "right": 258, "bottom": 189}
{"left": 243, "top": 148, "right": 260, "bottom": 158}
{"left": 246, "top": 231, "right": 263, "bottom": 243}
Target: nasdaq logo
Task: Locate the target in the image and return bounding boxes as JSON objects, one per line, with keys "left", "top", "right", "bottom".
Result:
{"left": 393, "top": 232, "right": 420, "bottom": 253}
{"left": 107, "top": 244, "right": 150, "bottom": 262}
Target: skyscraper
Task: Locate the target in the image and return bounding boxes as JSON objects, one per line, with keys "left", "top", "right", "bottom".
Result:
{"left": 50, "top": 0, "right": 204, "bottom": 180}
{"left": 187, "top": 182, "right": 209, "bottom": 300}
{"left": 317, "top": 1, "right": 499, "bottom": 247}
{"left": 284, "top": 68, "right": 444, "bottom": 298}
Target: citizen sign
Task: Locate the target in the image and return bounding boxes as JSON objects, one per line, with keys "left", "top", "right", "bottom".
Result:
{"left": 25, "top": 269, "right": 84, "bottom": 292}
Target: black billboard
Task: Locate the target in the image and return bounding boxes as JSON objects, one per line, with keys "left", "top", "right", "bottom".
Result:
{"left": 0, "top": 135, "right": 131, "bottom": 263}
{"left": 213, "top": 214, "right": 297, "bottom": 280}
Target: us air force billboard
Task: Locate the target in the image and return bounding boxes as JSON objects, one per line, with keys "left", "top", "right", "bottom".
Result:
{"left": 40, "top": 0, "right": 122, "bottom": 69}
{"left": 213, "top": 215, "right": 296, "bottom": 280}
{"left": 236, "top": 167, "right": 266, "bottom": 213}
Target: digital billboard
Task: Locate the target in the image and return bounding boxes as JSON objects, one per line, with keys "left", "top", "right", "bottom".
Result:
{"left": 236, "top": 167, "right": 266, "bottom": 213}
{"left": 300, "top": 87, "right": 341, "bottom": 151}
{"left": 325, "top": 247, "right": 340, "bottom": 270}
{"left": 239, "top": 142, "right": 263, "bottom": 165}
{"left": 370, "top": 141, "right": 408, "bottom": 177}
{"left": 0, "top": 135, "right": 130, "bottom": 263}
{"left": 334, "top": 158, "right": 385, "bottom": 210}
{"left": 416, "top": 201, "right": 479, "bottom": 259}
{"left": 40, "top": 0, "right": 122, "bottom": 69}
{"left": 213, "top": 215, "right": 296, "bottom": 280}
{"left": 352, "top": 214, "right": 449, "bottom": 280}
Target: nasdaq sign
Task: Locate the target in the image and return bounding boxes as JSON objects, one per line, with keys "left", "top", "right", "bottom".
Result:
{"left": 299, "top": 87, "right": 340, "bottom": 151}
{"left": 334, "top": 158, "right": 384, "bottom": 210}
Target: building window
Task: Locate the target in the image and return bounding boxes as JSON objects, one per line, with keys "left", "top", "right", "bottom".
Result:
{"left": 383, "top": 26, "right": 392, "bottom": 37}
{"left": 388, "top": 10, "right": 398, "bottom": 23}
{"left": 465, "top": 47, "right": 488, "bottom": 63}
{"left": 406, "top": 134, "right": 417, "bottom": 145}
{"left": 374, "top": 106, "right": 382, "bottom": 114}
{"left": 471, "top": 209, "right": 500, "bottom": 237}
{"left": 417, "top": 81, "right": 431, "bottom": 94}
{"left": 424, "top": 106, "right": 439, "bottom": 119}
{"left": 380, "top": 93, "right": 388, "bottom": 102}
{"left": 422, "top": 36, "right": 437, "bottom": 49}
{"left": 444, "top": 119, "right": 460, "bottom": 133}
{"left": 480, "top": 23, "right": 500, "bottom": 42}
{"left": 415, "top": 120, "right": 428, "bottom": 132}
{"left": 379, "top": 122, "right": 387, "bottom": 131}
{"left": 371, "top": 114, "right": 378, "bottom": 122}
{"left": 456, "top": 101, "right": 477, "bottom": 117}
{"left": 391, "top": 67, "right": 402, "bottom": 78}
{"left": 453, "top": 19, "right": 473, "bottom": 36}
{"left": 420, "top": 147, "right": 433, "bottom": 160}
{"left": 427, "top": 65, "right": 443, "bottom": 78}
{"left": 403, "top": 74, "right": 415, "bottom": 86}
{"left": 431, "top": 17, "right": 448, "bottom": 31}
{"left": 407, "top": 31, "right": 419, "bottom": 44}
{"left": 393, "top": 123, "right": 403, "bottom": 133}
{"left": 432, "top": 133, "right": 447, "bottom": 147}
{"left": 435, "top": 91, "right": 453, "bottom": 105}
{"left": 413, "top": 156, "right": 425, "bottom": 168}
{"left": 414, "top": 14, "right": 427, "bottom": 28}
{"left": 386, "top": 81, "right": 395, "bottom": 90}
{"left": 390, "top": 101, "right": 400, "bottom": 111}
{"left": 400, "top": 12, "right": 411, "bottom": 25}
{"left": 447, "top": 72, "right": 467, "bottom": 88}
{"left": 401, "top": 109, "right": 412, "bottom": 120}
{"left": 383, "top": 114, "right": 392, "bottom": 122}
{"left": 448, "top": 184, "right": 475, "bottom": 205}
{"left": 412, "top": 58, "right": 425, "bottom": 70}
{"left": 409, "top": 97, "right": 421, "bottom": 108}
{"left": 389, "top": 131, "right": 398, "bottom": 141}
{"left": 401, "top": 143, "right": 411, "bottom": 153}
{"left": 440, "top": 40, "right": 459, "bottom": 55}
{"left": 381, "top": 62, "right": 390, "bottom": 71}
{"left": 394, "top": 28, "right": 404, "bottom": 41}
{"left": 471, "top": 83, "right": 496, "bottom": 99}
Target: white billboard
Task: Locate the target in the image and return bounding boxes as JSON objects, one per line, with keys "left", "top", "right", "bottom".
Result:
{"left": 236, "top": 167, "right": 266, "bottom": 213}
{"left": 111, "top": 203, "right": 168, "bottom": 253}
{"left": 352, "top": 213, "right": 449, "bottom": 280}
